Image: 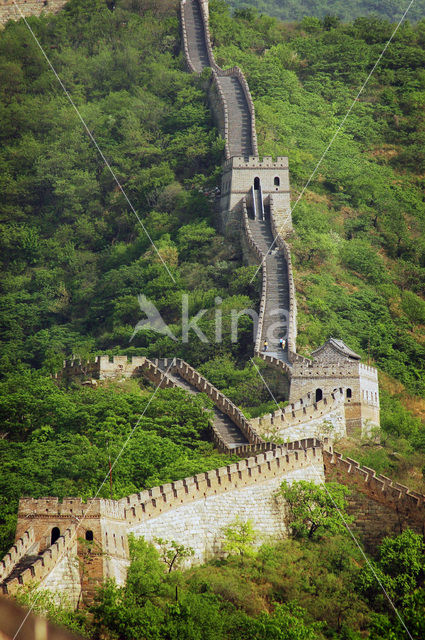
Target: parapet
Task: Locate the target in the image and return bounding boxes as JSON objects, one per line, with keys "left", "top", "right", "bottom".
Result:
{"left": 224, "top": 156, "right": 289, "bottom": 170}
{"left": 324, "top": 450, "right": 425, "bottom": 522}
{"left": 17, "top": 497, "right": 126, "bottom": 520}
{"left": 123, "top": 439, "right": 326, "bottom": 526}
{"left": 0, "top": 529, "right": 36, "bottom": 583}
{"left": 250, "top": 388, "right": 345, "bottom": 432}
{"left": 359, "top": 363, "right": 379, "bottom": 378}
{"left": 0, "top": 0, "right": 68, "bottom": 25}
{"left": 2, "top": 525, "right": 77, "bottom": 596}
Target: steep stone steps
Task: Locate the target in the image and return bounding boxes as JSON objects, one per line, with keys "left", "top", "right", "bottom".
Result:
{"left": 216, "top": 75, "right": 253, "bottom": 157}
{"left": 1, "top": 554, "right": 41, "bottom": 586}
{"left": 247, "top": 218, "right": 290, "bottom": 363}
{"left": 183, "top": 0, "right": 210, "bottom": 72}
{"left": 155, "top": 363, "right": 249, "bottom": 448}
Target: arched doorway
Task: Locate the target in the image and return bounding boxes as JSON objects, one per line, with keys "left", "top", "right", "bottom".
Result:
{"left": 315, "top": 388, "right": 323, "bottom": 402}
{"left": 254, "top": 177, "right": 260, "bottom": 190}
{"left": 85, "top": 530, "right": 94, "bottom": 541}
{"left": 51, "top": 527, "right": 60, "bottom": 545}
{"left": 346, "top": 388, "right": 352, "bottom": 399}
{"left": 274, "top": 176, "right": 280, "bottom": 186}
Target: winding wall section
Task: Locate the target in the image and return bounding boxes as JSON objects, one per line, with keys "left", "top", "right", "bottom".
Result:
{"left": 181, "top": 0, "right": 258, "bottom": 158}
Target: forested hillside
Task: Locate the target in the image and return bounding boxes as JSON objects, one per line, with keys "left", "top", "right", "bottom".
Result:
{"left": 2, "top": 0, "right": 425, "bottom": 638}
{"left": 210, "top": 0, "right": 425, "bottom": 435}
{"left": 225, "top": 0, "right": 425, "bottom": 23}
{"left": 0, "top": 0, "right": 266, "bottom": 556}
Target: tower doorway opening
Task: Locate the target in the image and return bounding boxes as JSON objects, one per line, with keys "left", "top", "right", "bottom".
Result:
{"left": 315, "top": 388, "right": 323, "bottom": 402}
{"left": 51, "top": 527, "right": 60, "bottom": 545}
{"left": 254, "top": 177, "right": 260, "bottom": 190}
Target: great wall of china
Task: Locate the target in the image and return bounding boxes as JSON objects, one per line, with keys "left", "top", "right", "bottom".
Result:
{"left": 2, "top": 0, "right": 419, "bottom": 612}
{"left": 0, "top": 0, "right": 67, "bottom": 24}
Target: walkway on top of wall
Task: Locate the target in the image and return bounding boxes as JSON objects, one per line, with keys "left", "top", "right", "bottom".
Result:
{"left": 182, "top": 0, "right": 254, "bottom": 157}
{"left": 247, "top": 216, "right": 290, "bottom": 364}
{"left": 154, "top": 359, "right": 249, "bottom": 448}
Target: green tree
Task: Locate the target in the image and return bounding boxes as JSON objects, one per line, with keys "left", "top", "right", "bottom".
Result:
{"left": 277, "top": 480, "right": 352, "bottom": 539}
{"left": 223, "top": 517, "right": 258, "bottom": 564}
{"left": 154, "top": 537, "right": 195, "bottom": 573}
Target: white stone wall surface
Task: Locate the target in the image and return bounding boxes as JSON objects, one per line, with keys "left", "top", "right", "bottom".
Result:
{"left": 129, "top": 464, "right": 323, "bottom": 566}
{"left": 41, "top": 553, "right": 81, "bottom": 608}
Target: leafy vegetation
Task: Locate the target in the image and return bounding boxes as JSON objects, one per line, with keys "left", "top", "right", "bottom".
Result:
{"left": 225, "top": 0, "right": 425, "bottom": 23}
{"left": 209, "top": 0, "right": 425, "bottom": 482}
{"left": 0, "top": 0, "right": 263, "bottom": 554}
{"left": 18, "top": 505, "right": 425, "bottom": 638}
{"left": 278, "top": 479, "right": 353, "bottom": 538}
{"left": 1, "top": 3, "right": 425, "bottom": 637}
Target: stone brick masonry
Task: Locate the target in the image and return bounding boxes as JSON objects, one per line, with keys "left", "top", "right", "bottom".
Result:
{"left": 0, "top": 1, "right": 68, "bottom": 25}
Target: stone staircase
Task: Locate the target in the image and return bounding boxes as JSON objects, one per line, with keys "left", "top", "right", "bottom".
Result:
{"left": 1, "top": 554, "right": 41, "bottom": 588}
{"left": 216, "top": 75, "right": 253, "bottom": 157}
{"left": 182, "top": 0, "right": 210, "bottom": 72}
{"left": 154, "top": 360, "right": 249, "bottom": 448}
{"left": 247, "top": 218, "right": 290, "bottom": 363}
{"left": 182, "top": 0, "right": 254, "bottom": 158}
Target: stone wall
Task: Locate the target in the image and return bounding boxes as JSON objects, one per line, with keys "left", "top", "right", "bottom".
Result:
{"left": 324, "top": 450, "right": 425, "bottom": 551}
{"left": 220, "top": 156, "right": 290, "bottom": 220}
{"left": 125, "top": 443, "right": 325, "bottom": 564}
{"left": 129, "top": 465, "right": 321, "bottom": 564}
{"left": 269, "top": 196, "right": 297, "bottom": 354}
{"left": 42, "top": 553, "right": 81, "bottom": 609}
{"left": 0, "top": 0, "right": 68, "bottom": 25}
{"left": 0, "top": 529, "right": 36, "bottom": 583}
{"left": 11, "top": 497, "right": 130, "bottom": 598}
{"left": 3, "top": 526, "right": 79, "bottom": 598}
{"left": 241, "top": 201, "right": 267, "bottom": 354}
{"left": 58, "top": 355, "right": 148, "bottom": 382}
{"left": 250, "top": 389, "right": 346, "bottom": 442}
{"left": 290, "top": 360, "right": 380, "bottom": 434}
{"left": 8, "top": 441, "right": 425, "bottom": 603}
{"left": 171, "top": 358, "right": 264, "bottom": 447}
{"left": 208, "top": 72, "right": 230, "bottom": 160}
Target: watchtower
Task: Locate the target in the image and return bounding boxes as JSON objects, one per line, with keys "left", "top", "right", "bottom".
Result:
{"left": 15, "top": 497, "right": 129, "bottom": 601}
{"left": 289, "top": 338, "right": 380, "bottom": 436}
{"left": 220, "top": 155, "right": 292, "bottom": 235}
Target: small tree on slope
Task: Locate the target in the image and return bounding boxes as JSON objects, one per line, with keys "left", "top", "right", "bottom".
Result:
{"left": 277, "top": 480, "right": 353, "bottom": 539}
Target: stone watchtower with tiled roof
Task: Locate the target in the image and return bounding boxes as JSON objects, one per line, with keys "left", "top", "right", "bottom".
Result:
{"left": 289, "top": 338, "right": 380, "bottom": 437}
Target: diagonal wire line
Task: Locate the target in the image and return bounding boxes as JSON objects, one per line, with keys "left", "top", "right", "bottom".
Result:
{"left": 254, "top": 382, "right": 413, "bottom": 639}
{"left": 11, "top": 361, "right": 174, "bottom": 640}
{"left": 12, "top": 1, "right": 176, "bottom": 283}
{"left": 250, "top": 357, "right": 279, "bottom": 407}
{"left": 250, "top": 0, "right": 417, "bottom": 283}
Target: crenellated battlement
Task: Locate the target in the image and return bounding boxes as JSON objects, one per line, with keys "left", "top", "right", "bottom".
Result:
{"left": 0, "top": 0, "right": 68, "bottom": 25}
{"left": 0, "top": 529, "right": 36, "bottom": 583}
{"left": 2, "top": 525, "right": 77, "bottom": 596}
{"left": 250, "top": 389, "right": 345, "bottom": 434}
{"left": 225, "top": 156, "right": 289, "bottom": 169}
{"left": 17, "top": 497, "right": 126, "bottom": 521}
{"left": 122, "top": 441, "right": 325, "bottom": 527}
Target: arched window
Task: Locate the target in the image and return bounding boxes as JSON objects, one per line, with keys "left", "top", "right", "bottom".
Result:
{"left": 254, "top": 177, "right": 260, "bottom": 190}
{"left": 274, "top": 176, "right": 280, "bottom": 186}
{"left": 51, "top": 527, "right": 60, "bottom": 545}
{"left": 85, "top": 530, "right": 94, "bottom": 541}
{"left": 315, "top": 388, "right": 323, "bottom": 402}
{"left": 346, "top": 388, "right": 352, "bottom": 399}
